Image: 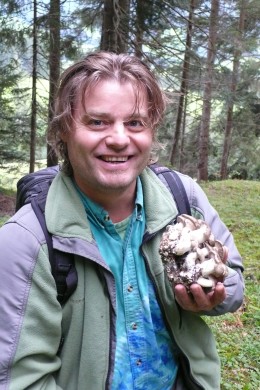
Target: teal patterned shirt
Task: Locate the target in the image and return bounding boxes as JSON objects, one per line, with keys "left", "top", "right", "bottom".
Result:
{"left": 75, "top": 178, "right": 178, "bottom": 389}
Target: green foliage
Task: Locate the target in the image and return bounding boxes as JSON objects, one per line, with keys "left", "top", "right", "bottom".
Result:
{"left": 0, "top": 57, "right": 31, "bottom": 163}
{"left": 0, "top": 0, "right": 87, "bottom": 167}
{"left": 0, "top": 160, "right": 46, "bottom": 191}
{"left": 201, "top": 180, "right": 260, "bottom": 389}
{"left": 0, "top": 0, "right": 259, "bottom": 178}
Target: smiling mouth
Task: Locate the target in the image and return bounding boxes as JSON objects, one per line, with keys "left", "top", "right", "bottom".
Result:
{"left": 99, "top": 156, "right": 129, "bottom": 163}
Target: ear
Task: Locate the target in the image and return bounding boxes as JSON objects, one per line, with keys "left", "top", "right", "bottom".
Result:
{"left": 60, "top": 130, "right": 69, "bottom": 142}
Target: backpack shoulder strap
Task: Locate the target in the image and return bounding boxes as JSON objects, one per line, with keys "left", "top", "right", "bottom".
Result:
{"left": 149, "top": 163, "right": 191, "bottom": 216}
{"left": 18, "top": 167, "right": 78, "bottom": 305}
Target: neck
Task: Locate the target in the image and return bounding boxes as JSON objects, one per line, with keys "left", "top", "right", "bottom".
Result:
{"left": 106, "top": 198, "right": 135, "bottom": 223}
{"left": 82, "top": 185, "right": 136, "bottom": 223}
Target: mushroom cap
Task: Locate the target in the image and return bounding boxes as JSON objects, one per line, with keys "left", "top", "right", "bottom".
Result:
{"left": 159, "top": 214, "right": 229, "bottom": 289}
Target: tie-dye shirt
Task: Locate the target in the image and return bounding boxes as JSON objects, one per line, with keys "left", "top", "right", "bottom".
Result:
{"left": 75, "top": 178, "right": 178, "bottom": 389}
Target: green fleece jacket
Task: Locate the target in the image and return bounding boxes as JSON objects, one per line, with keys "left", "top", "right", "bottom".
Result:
{"left": 0, "top": 168, "right": 244, "bottom": 390}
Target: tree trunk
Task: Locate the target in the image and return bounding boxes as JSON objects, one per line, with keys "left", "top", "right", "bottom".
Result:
{"left": 179, "top": 93, "right": 188, "bottom": 171}
{"left": 134, "top": 0, "right": 144, "bottom": 58}
{"left": 117, "top": 0, "right": 130, "bottom": 52}
{"left": 47, "top": 0, "right": 60, "bottom": 167}
{"left": 220, "top": 0, "right": 246, "bottom": 179}
{"left": 197, "top": 0, "right": 219, "bottom": 181}
{"left": 100, "top": 0, "right": 114, "bottom": 51}
{"left": 169, "top": 0, "right": 195, "bottom": 167}
{"left": 30, "top": 0, "right": 37, "bottom": 173}
{"left": 100, "top": 0, "right": 130, "bottom": 53}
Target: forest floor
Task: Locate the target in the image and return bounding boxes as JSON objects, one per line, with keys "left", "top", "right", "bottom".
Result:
{"left": 0, "top": 192, "right": 15, "bottom": 217}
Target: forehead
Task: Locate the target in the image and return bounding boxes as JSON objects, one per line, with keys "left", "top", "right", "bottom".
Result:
{"left": 78, "top": 79, "right": 148, "bottom": 112}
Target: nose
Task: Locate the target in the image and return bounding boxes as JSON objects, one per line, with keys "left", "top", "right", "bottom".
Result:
{"left": 105, "top": 122, "right": 130, "bottom": 149}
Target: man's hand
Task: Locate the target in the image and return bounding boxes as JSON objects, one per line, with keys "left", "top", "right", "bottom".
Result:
{"left": 174, "top": 282, "right": 226, "bottom": 312}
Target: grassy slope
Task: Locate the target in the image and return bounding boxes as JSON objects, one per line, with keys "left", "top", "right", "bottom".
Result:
{"left": 0, "top": 178, "right": 259, "bottom": 388}
{"left": 201, "top": 180, "right": 260, "bottom": 390}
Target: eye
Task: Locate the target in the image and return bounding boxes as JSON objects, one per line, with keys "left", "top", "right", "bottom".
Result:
{"left": 89, "top": 119, "right": 109, "bottom": 130}
{"left": 89, "top": 119, "right": 104, "bottom": 126}
{"left": 81, "top": 116, "right": 109, "bottom": 130}
{"left": 126, "top": 119, "right": 146, "bottom": 131}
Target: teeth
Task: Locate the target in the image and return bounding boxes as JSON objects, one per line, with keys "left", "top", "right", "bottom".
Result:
{"left": 102, "top": 156, "right": 128, "bottom": 162}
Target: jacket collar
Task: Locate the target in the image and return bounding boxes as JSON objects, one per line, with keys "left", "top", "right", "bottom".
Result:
{"left": 45, "top": 168, "right": 178, "bottom": 239}
{"left": 140, "top": 167, "right": 178, "bottom": 233}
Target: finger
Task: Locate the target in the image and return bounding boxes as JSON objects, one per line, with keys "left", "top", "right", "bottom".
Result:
{"left": 189, "top": 284, "right": 212, "bottom": 310}
{"left": 222, "top": 246, "right": 229, "bottom": 263}
{"left": 174, "top": 284, "right": 197, "bottom": 311}
{"left": 174, "top": 283, "right": 226, "bottom": 312}
{"left": 209, "top": 282, "right": 226, "bottom": 306}
{"left": 190, "top": 282, "right": 226, "bottom": 310}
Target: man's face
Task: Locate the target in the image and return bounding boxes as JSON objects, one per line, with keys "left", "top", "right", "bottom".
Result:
{"left": 62, "top": 79, "right": 153, "bottom": 201}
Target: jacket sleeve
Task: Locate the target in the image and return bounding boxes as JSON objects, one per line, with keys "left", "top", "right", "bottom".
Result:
{"left": 179, "top": 173, "right": 244, "bottom": 316}
{"left": 0, "top": 207, "right": 63, "bottom": 390}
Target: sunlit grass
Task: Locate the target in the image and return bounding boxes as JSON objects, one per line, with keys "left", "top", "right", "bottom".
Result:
{"left": 201, "top": 180, "right": 260, "bottom": 389}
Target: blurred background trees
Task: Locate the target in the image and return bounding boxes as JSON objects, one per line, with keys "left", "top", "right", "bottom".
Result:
{"left": 0, "top": 0, "right": 259, "bottom": 180}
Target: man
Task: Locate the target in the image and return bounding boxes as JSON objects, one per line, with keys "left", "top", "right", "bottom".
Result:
{"left": 0, "top": 52, "right": 244, "bottom": 390}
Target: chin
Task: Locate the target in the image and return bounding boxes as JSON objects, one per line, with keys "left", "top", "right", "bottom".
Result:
{"left": 101, "top": 176, "right": 136, "bottom": 191}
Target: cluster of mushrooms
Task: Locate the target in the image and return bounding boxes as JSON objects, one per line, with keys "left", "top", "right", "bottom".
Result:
{"left": 159, "top": 214, "right": 229, "bottom": 290}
